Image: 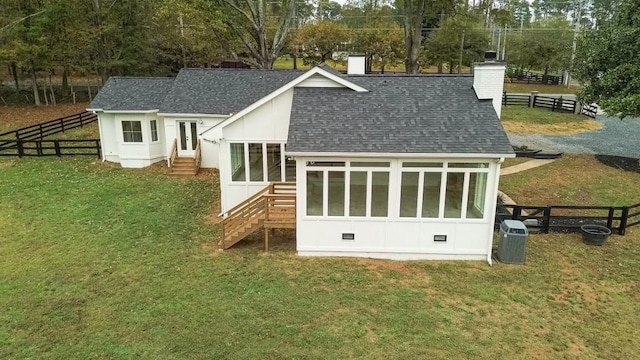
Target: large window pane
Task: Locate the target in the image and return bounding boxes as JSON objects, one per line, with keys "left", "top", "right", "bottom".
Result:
{"left": 444, "top": 173, "right": 464, "bottom": 218}
{"left": 306, "top": 171, "right": 323, "bottom": 216}
{"left": 230, "top": 143, "right": 245, "bottom": 182}
{"left": 403, "top": 162, "right": 442, "bottom": 168}
{"left": 467, "top": 172, "right": 487, "bottom": 219}
{"left": 190, "top": 122, "right": 198, "bottom": 150}
{"left": 179, "top": 122, "right": 186, "bottom": 149}
{"left": 349, "top": 171, "right": 367, "bottom": 216}
{"left": 266, "top": 144, "right": 282, "bottom": 181}
{"left": 371, "top": 172, "right": 389, "bottom": 217}
{"left": 422, "top": 172, "right": 442, "bottom": 218}
{"left": 400, "top": 172, "right": 419, "bottom": 217}
{"left": 248, "top": 143, "right": 264, "bottom": 182}
{"left": 328, "top": 171, "right": 345, "bottom": 216}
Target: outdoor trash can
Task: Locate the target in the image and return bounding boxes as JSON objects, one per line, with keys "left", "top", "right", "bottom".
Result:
{"left": 498, "top": 220, "right": 529, "bottom": 264}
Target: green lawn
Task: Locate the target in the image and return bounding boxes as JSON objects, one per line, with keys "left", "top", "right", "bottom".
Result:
{"left": 504, "top": 82, "right": 579, "bottom": 95}
{"left": 501, "top": 106, "right": 601, "bottom": 135}
{"left": 1, "top": 157, "right": 639, "bottom": 359}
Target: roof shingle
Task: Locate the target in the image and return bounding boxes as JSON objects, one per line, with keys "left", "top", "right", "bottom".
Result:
{"left": 88, "top": 77, "right": 174, "bottom": 111}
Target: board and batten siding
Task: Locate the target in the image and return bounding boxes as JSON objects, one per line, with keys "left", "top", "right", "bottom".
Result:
{"left": 218, "top": 88, "right": 295, "bottom": 213}
{"left": 295, "top": 157, "right": 503, "bottom": 261}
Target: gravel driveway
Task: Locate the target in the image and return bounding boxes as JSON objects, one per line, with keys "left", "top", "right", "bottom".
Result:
{"left": 508, "top": 115, "right": 640, "bottom": 159}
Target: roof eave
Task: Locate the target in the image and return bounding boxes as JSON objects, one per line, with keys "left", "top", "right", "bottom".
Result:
{"left": 285, "top": 151, "right": 516, "bottom": 158}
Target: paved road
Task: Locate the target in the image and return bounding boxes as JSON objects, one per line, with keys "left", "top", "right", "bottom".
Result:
{"left": 508, "top": 115, "right": 640, "bottom": 159}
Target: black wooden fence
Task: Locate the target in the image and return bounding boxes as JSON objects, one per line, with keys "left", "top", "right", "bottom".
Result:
{"left": 0, "top": 139, "right": 101, "bottom": 158}
{"left": 506, "top": 70, "right": 564, "bottom": 85}
{"left": 502, "top": 92, "right": 598, "bottom": 119}
{"left": 496, "top": 203, "right": 640, "bottom": 235}
{"left": 0, "top": 111, "right": 97, "bottom": 148}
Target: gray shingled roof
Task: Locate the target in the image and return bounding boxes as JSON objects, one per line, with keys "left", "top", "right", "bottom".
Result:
{"left": 287, "top": 75, "right": 514, "bottom": 155}
{"left": 159, "top": 68, "right": 305, "bottom": 114}
{"left": 88, "top": 77, "right": 174, "bottom": 111}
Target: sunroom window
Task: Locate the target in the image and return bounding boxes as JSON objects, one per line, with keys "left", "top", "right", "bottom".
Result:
{"left": 231, "top": 142, "right": 290, "bottom": 183}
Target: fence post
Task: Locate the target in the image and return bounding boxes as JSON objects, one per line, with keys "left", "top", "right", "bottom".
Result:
{"left": 529, "top": 91, "right": 538, "bottom": 108}
{"left": 619, "top": 206, "right": 629, "bottom": 235}
{"left": 503, "top": 91, "right": 507, "bottom": 106}
{"left": 513, "top": 206, "right": 522, "bottom": 220}
{"left": 36, "top": 140, "right": 42, "bottom": 156}
{"left": 17, "top": 139, "right": 24, "bottom": 158}
{"left": 543, "top": 206, "right": 551, "bottom": 233}
{"left": 60, "top": 118, "right": 65, "bottom": 132}
{"left": 96, "top": 140, "right": 101, "bottom": 159}
{"left": 606, "top": 207, "right": 615, "bottom": 229}
{"left": 80, "top": 113, "right": 84, "bottom": 127}
{"left": 39, "top": 123, "right": 43, "bottom": 139}
{"left": 574, "top": 101, "right": 582, "bottom": 115}
{"left": 54, "top": 140, "right": 61, "bottom": 156}
{"left": 557, "top": 96, "right": 563, "bottom": 112}
{"left": 551, "top": 98, "right": 557, "bottom": 112}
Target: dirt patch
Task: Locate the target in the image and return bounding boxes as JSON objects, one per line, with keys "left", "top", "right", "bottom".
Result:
{"left": 0, "top": 161, "right": 13, "bottom": 169}
{"left": 503, "top": 119, "right": 602, "bottom": 135}
{"left": 355, "top": 258, "right": 416, "bottom": 275}
{"left": 0, "top": 103, "right": 89, "bottom": 133}
{"left": 596, "top": 155, "right": 640, "bottom": 174}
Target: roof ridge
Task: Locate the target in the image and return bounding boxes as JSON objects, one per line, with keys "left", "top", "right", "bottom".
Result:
{"left": 109, "top": 76, "right": 174, "bottom": 80}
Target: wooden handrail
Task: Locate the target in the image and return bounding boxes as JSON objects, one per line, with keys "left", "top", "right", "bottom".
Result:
{"left": 168, "top": 138, "right": 177, "bottom": 167}
{"left": 194, "top": 139, "right": 202, "bottom": 170}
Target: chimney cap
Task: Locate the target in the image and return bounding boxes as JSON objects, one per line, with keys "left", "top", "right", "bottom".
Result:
{"left": 484, "top": 51, "right": 497, "bottom": 62}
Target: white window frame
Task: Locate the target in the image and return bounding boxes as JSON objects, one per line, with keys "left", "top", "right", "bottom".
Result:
{"left": 121, "top": 120, "right": 143, "bottom": 143}
{"left": 304, "top": 160, "right": 391, "bottom": 219}
{"left": 397, "top": 161, "right": 490, "bottom": 220}
{"left": 229, "top": 142, "right": 288, "bottom": 183}
{"left": 150, "top": 120, "right": 159, "bottom": 143}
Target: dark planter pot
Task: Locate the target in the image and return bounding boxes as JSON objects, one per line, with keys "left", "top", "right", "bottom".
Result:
{"left": 580, "top": 224, "right": 611, "bottom": 246}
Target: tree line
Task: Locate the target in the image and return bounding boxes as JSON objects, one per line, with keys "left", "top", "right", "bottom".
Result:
{"left": 0, "top": 0, "right": 633, "bottom": 117}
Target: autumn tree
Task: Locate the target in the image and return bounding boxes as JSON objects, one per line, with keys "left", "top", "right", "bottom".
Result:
{"left": 294, "top": 20, "right": 350, "bottom": 64}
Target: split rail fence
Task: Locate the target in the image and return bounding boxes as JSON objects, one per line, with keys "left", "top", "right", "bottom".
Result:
{"left": 502, "top": 92, "right": 598, "bottom": 119}
{"left": 0, "top": 111, "right": 100, "bottom": 158}
{"left": 496, "top": 203, "right": 640, "bottom": 235}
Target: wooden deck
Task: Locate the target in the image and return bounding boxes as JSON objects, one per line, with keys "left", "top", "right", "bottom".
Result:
{"left": 218, "top": 182, "right": 296, "bottom": 251}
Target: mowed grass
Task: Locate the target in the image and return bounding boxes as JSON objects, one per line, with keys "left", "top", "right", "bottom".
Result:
{"left": 1, "top": 158, "right": 639, "bottom": 359}
{"left": 504, "top": 82, "right": 579, "bottom": 95}
{"left": 501, "top": 106, "right": 602, "bottom": 135}
{"left": 500, "top": 154, "right": 640, "bottom": 206}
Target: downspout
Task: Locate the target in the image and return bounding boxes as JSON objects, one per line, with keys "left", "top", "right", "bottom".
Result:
{"left": 92, "top": 110, "right": 106, "bottom": 162}
{"left": 487, "top": 157, "right": 505, "bottom": 266}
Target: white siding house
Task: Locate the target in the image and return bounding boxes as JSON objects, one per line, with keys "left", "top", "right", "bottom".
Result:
{"left": 88, "top": 56, "right": 513, "bottom": 263}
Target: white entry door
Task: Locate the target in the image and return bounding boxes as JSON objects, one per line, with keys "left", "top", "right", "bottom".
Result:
{"left": 177, "top": 121, "right": 198, "bottom": 156}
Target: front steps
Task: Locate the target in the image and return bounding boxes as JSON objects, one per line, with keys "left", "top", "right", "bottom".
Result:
{"left": 169, "top": 156, "right": 199, "bottom": 177}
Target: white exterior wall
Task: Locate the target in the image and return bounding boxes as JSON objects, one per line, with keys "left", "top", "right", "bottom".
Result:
{"left": 163, "top": 116, "right": 225, "bottom": 168}
{"left": 473, "top": 63, "right": 506, "bottom": 118}
{"left": 113, "top": 113, "right": 164, "bottom": 168}
{"left": 218, "top": 89, "right": 294, "bottom": 212}
{"left": 297, "top": 74, "right": 346, "bottom": 88}
{"left": 295, "top": 157, "right": 502, "bottom": 261}
{"left": 97, "top": 113, "right": 118, "bottom": 163}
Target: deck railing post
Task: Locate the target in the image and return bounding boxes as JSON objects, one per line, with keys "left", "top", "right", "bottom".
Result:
{"left": 619, "top": 206, "right": 629, "bottom": 235}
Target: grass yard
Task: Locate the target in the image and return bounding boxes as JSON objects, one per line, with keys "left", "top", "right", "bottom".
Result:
{"left": 501, "top": 106, "right": 602, "bottom": 135}
{"left": 1, "top": 157, "right": 639, "bottom": 359}
{"left": 504, "top": 83, "right": 579, "bottom": 95}
{"left": 500, "top": 154, "right": 640, "bottom": 206}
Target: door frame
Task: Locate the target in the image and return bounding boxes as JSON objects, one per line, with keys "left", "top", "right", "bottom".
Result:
{"left": 177, "top": 120, "right": 198, "bottom": 157}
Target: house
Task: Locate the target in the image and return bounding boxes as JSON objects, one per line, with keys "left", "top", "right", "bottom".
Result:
{"left": 87, "top": 54, "right": 514, "bottom": 263}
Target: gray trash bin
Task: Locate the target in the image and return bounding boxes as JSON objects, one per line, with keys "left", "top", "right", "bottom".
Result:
{"left": 498, "top": 220, "right": 529, "bottom": 264}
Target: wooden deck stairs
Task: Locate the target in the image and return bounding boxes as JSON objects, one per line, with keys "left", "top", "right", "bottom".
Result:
{"left": 218, "top": 182, "right": 296, "bottom": 251}
{"left": 168, "top": 138, "right": 202, "bottom": 177}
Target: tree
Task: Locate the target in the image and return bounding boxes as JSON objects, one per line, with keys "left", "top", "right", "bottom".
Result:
{"left": 573, "top": 0, "right": 640, "bottom": 118}
{"left": 351, "top": 19, "right": 404, "bottom": 73}
{"left": 399, "top": 0, "right": 427, "bottom": 74}
{"left": 219, "top": 0, "right": 296, "bottom": 69}
{"left": 294, "top": 20, "right": 350, "bottom": 64}
{"left": 508, "top": 17, "right": 573, "bottom": 82}
{"left": 423, "top": 12, "right": 489, "bottom": 73}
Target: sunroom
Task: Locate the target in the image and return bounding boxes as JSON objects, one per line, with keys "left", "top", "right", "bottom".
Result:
{"left": 293, "top": 157, "right": 502, "bottom": 260}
